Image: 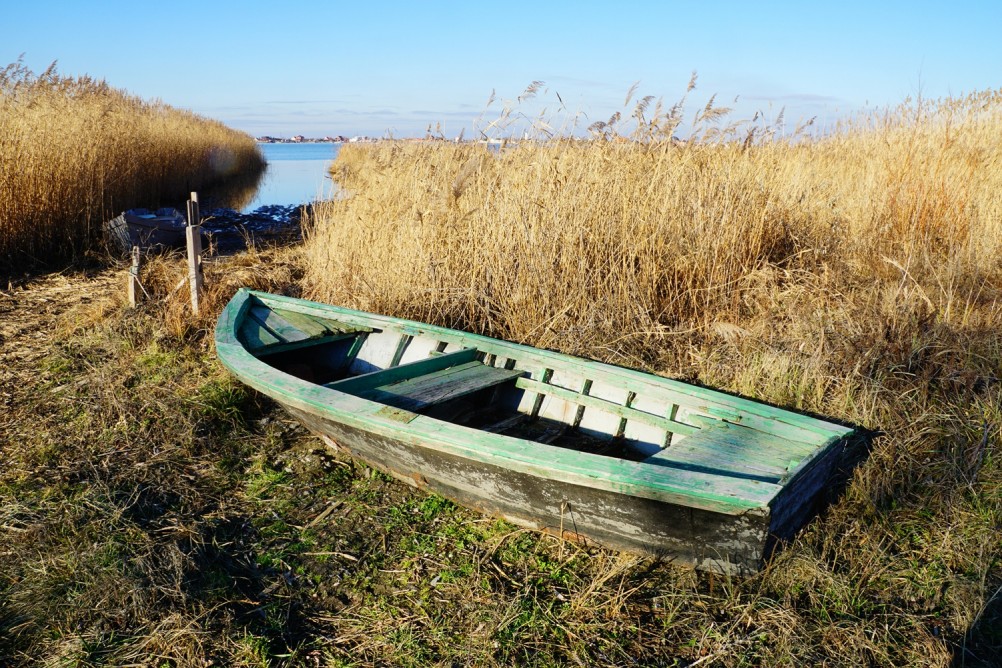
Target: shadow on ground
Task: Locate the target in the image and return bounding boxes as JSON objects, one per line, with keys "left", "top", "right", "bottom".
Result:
{"left": 955, "top": 590, "right": 1002, "bottom": 667}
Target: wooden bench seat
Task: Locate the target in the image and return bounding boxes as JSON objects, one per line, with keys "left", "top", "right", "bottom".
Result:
{"left": 240, "top": 303, "right": 372, "bottom": 356}
{"left": 325, "top": 348, "right": 524, "bottom": 412}
{"left": 643, "top": 423, "right": 816, "bottom": 483}
{"left": 354, "top": 362, "right": 524, "bottom": 412}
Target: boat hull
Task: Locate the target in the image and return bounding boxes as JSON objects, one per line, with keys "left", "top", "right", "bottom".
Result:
{"left": 286, "top": 405, "right": 772, "bottom": 574}
{"left": 215, "top": 289, "right": 867, "bottom": 575}
{"left": 105, "top": 208, "right": 187, "bottom": 253}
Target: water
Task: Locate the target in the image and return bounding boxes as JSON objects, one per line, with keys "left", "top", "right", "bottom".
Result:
{"left": 241, "top": 142, "right": 342, "bottom": 212}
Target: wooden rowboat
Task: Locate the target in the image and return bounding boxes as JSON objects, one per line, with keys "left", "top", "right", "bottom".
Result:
{"left": 215, "top": 289, "right": 864, "bottom": 574}
{"left": 104, "top": 208, "right": 187, "bottom": 253}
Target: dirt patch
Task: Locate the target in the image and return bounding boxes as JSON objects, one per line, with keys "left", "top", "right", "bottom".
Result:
{"left": 0, "top": 269, "right": 121, "bottom": 409}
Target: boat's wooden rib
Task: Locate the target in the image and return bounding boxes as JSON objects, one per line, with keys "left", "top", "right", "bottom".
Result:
{"left": 515, "top": 376, "right": 699, "bottom": 437}
{"left": 215, "top": 288, "right": 868, "bottom": 575}
{"left": 528, "top": 368, "right": 553, "bottom": 419}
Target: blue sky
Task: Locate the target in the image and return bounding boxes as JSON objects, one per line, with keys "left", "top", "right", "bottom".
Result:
{"left": 3, "top": 1, "right": 1000, "bottom": 138}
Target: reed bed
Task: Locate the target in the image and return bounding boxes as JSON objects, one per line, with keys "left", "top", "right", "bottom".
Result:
{"left": 0, "top": 60, "right": 264, "bottom": 270}
{"left": 300, "top": 89, "right": 1002, "bottom": 664}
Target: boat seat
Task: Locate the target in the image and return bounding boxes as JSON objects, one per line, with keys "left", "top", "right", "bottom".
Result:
{"left": 241, "top": 302, "right": 372, "bottom": 356}
{"left": 326, "top": 348, "right": 525, "bottom": 412}
{"left": 642, "top": 423, "right": 814, "bottom": 483}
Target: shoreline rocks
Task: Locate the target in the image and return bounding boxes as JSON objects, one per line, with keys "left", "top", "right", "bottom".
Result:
{"left": 199, "top": 204, "right": 306, "bottom": 253}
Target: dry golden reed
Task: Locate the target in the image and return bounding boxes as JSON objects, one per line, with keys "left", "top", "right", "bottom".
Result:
{"left": 305, "top": 90, "right": 1002, "bottom": 353}
{"left": 301, "top": 87, "right": 1002, "bottom": 664}
{"left": 0, "top": 60, "right": 264, "bottom": 269}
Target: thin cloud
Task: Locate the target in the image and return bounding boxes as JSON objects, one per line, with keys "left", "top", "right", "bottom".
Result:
{"left": 741, "top": 93, "right": 842, "bottom": 104}
{"left": 262, "top": 98, "right": 356, "bottom": 105}
{"left": 411, "top": 109, "right": 480, "bottom": 118}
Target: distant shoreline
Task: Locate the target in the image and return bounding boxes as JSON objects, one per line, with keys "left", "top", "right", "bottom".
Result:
{"left": 257, "top": 137, "right": 345, "bottom": 144}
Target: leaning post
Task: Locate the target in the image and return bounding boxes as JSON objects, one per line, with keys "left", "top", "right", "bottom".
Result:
{"left": 127, "top": 245, "right": 142, "bottom": 308}
{"left": 186, "top": 191, "right": 203, "bottom": 315}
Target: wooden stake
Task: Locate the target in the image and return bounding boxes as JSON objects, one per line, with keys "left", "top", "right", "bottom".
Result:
{"left": 186, "top": 192, "right": 203, "bottom": 315}
{"left": 127, "top": 245, "right": 142, "bottom": 308}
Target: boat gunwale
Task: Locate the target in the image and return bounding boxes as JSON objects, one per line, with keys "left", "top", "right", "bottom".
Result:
{"left": 215, "top": 289, "right": 855, "bottom": 516}
{"left": 246, "top": 291, "right": 851, "bottom": 444}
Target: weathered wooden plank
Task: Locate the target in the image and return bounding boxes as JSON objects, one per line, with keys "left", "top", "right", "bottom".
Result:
{"left": 390, "top": 334, "right": 414, "bottom": 367}
{"left": 271, "top": 307, "right": 332, "bottom": 338}
{"left": 327, "top": 348, "right": 479, "bottom": 394}
{"left": 240, "top": 318, "right": 281, "bottom": 351}
{"left": 616, "top": 391, "right": 637, "bottom": 438}
{"left": 358, "top": 362, "right": 525, "bottom": 411}
{"left": 664, "top": 403, "right": 680, "bottom": 447}
{"left": 572, "top": 379, "right": 592, "bottom": 429}
{"left": 253, "top": 331, "right": 365, "bottom": 358}
{"left": 644, "top": 458, "right": 784, "bottom": 485}
{"left": 766, "top": 433, "right": 861, "bottom": 546}
{"left": 697, "top": 405, "right": 844, "bottom": 442}
{"left": 287, "top": 407, "right": 773, "bottom": 573}
{"left": 516, "top": 377, "right": 700, "bottom": 437}
{"left": 534, "top": 423, "right": 567, "bottom": 444}
{"left": 529, "top": 368, "right": 553, "bottom": 418}
{"left": 186, "top": 194, "right": 202, "bottom": 315}
{"left": 342, "top": 331, "right": 369, "bottom": 368}
{"left": 249, "top": 305, "right": 311, "bottom": 344}
{"left": 641, "top": 426, "right": 813, "bottom": 482}
{"left": 483, "top": 413, "right": 529, "bottom": 433}
{"left": 703, "top": 421, "right": 818, "bottom": 466}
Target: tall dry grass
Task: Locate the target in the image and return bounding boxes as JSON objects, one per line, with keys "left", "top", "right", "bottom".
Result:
{"left": 301, "top": 88, "right": 1002, "bottom": 663}
{"left": 0, "top": 59, "right": 264, "bottom": 270}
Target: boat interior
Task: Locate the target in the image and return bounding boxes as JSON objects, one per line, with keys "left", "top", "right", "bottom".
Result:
{"left": 238, "top": 296, "right": 831, "bottom": 485}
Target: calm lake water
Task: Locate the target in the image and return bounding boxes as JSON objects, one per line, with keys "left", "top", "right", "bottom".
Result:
{"left": 241, "top": 142, "right": 342, "bottom": 212}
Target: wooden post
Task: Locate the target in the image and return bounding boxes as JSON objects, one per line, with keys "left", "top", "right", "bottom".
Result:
{"left": 186, "top": 192, "right": 203, "bottom": 315}
{"left": 127, "top": 245, "right": 142, "bottom": 308}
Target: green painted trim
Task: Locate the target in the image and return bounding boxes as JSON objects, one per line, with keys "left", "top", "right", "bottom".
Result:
{"left": 342, "top": 331, "right": 369, "bottom": 368}
{"left": 254, "top": 331, "right": 363, "bottom": 358}
{"left": 240, "top": 318, "right": 280, "bottom": 351}
{"left": 270, "top": 306, "right": 332, "bottom": 338}
{"left": 247, "top": 290, "right": 853, "bottom": 445}
{"left": 389, "top": 334, "right": 414, "bottom": 367}
{"left": 356, "top": 361, "right": 524, "bottom": 412}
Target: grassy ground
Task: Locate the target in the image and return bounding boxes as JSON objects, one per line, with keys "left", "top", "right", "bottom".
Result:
{"left": 1, "top": 251, "right": 818, "bottom": 667}
{"left": 0, "top": 246, "right": 997, "bottom": 667}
